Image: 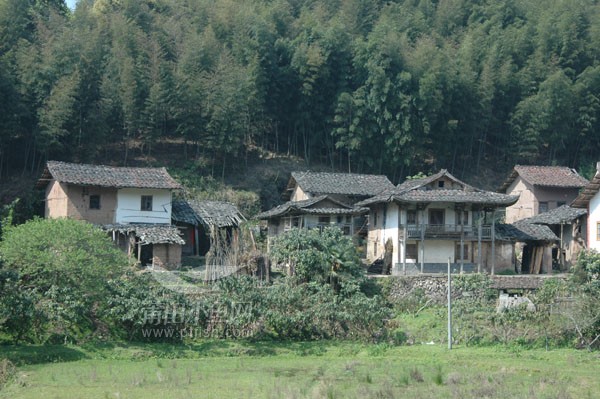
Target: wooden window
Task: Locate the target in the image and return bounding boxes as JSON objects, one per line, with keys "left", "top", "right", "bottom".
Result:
{"left": 318, "top": 216, "right": 330, "bottom": 224}
{"left": 373, "top": 210, "right": 378, "bottom": 227}
{"left": 337, "top": 215, "right": 344, "bottom": 224}
{"left": 429, "top": 209, "right": 445, "bottom": 225}
{"left": 597, "top": 222, "right": 600, "bottom": 241}
{"left": 557, "top": 201, "right": 566, "bottom": 207}
{"left": 539, "top": 201, "right": 548, "bottom": 213}
{"left": 141, "top": 195, "right": 153, "bottom": 211}
{"left": 438, "top": 181, "right": 445, "bottom": 188}
{"left": 455, "top": 243, "right": 469, "bottom": 260}
{"left": 346, "top": 215, "right": 352, "bottom": 223}
{"left": 89, "top": 194, "right": 100, "bottom": 210}
{"left": 406, "top": 243, "right": 418, "bottom": 260}
{"left": 407, "top": 210, "right": 417, "bottom": 225}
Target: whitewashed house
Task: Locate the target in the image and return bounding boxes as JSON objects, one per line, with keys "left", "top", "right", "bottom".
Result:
{"left": 357, "top": 170, "right": 519, "bottom": 274}
{"left": 572, "top": 162, "right": 600, "bottom": 252}
{"left": 37, "top": 161, "right": 184, "bottom": 268}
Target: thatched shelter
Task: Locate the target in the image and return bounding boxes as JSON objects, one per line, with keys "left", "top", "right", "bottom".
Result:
{"left": 172, "top": 199, "right": 245, "bottom": 256}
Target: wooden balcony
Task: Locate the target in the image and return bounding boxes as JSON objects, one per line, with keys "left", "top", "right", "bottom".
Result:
{"left": 399, "top": 224, "right": 492, "bottom": 240}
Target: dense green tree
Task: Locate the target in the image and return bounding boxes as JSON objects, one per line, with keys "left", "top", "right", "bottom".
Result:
{"left": 0, "top": 0, "right": 600, "bottom": 182}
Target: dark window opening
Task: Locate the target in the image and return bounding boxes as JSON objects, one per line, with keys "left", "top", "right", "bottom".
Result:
{"left": 438, "top": 181, "right": 445, "bottom": 188}
{"left": 318, "top": 216, "right": 330, "bottom": 224}
{"left": 407, "top": 210, "right": 417, "bottom": 225}
{"left": 406, "top": 243, "right": 418, "bottom": 260}
{"left": 539, "top": 201, "right": 548, "bottom": 214}
{"left": 429, "top": 209, "right": 445, "bottom": 225}
{"left": 141, "top": 195, "right": 153, "bottom": 211}
{"left": 455, "top": 243, "right": 469, "bottom": 260}
{"left": 89, "top": 195, "right": 100, "bottom": 209}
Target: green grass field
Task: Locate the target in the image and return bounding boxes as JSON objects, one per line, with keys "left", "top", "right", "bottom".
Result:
{"left": 1, "top": 341, "right": 598, "bottom": 399}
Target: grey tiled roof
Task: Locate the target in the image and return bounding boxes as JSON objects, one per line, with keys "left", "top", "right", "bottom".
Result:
{"left": 256, "top": 195, "right": 368, "bottom": 219}
{"left": 495, "top": 221, "right": 559, "bottom": 242}
{"left": 357, "top": 169, "right": 518, "bottom": 207}
{"left": 102, "top": 223, "right": 185, "bottom": 245}
{"left": 37, "top": 161, "right": 181, "bottom": 189}
{"left": 572, "top": 166, "right": 600, "bottom": 208}
{"left": 499, "top": 165, "right": 588, "bottom": 192}
{"left": 523, "top": 205, "right": 587, "bottom": 225}
{"left": 289, "top": 171, "right": 394, "bottom": 197}
{"left": 172, "top": 199, "right": 245, "bottom": 228}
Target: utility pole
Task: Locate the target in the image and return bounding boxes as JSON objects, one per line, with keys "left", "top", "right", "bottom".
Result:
{"left": 448, "top": 257, "right": 452, "bottom": 350}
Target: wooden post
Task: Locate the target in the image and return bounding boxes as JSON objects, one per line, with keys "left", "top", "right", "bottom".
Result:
{"left": 491, "top": 210, "right": 496, "bottom": 275}
{"left": 420, "top": 209, "right": 425, "bottom": 274}
{"left": 477, "top": 211, "right": 482, "bottom": 273}
{"left": 194, "top": 226, "right": 200, "bottom": 256}
{"left": 403, "top": 224, "right": 407, "bottom": 275}
{"left": 460, "top": 210, "right": 465, "bottom": 274}
{"left": 560, "top": 224, "right": 564, "bottom": 270}
{"left": 447, "top": 257, "right": 452, "bottom": 350}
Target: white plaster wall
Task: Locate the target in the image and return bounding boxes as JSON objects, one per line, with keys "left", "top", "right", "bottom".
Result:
{"left": 383, "top": 203, "right": 400, "bottom": 266}
{"left": 116, "top": 188, "right": 172, "bottom": 224}
{"left": 422, "top": 241, "right": 456, "bottom": 263}
{"left": 589, "top": 191, "right": 600, "bottom": 251}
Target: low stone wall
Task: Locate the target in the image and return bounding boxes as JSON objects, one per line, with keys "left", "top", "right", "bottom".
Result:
{"left": 379, "top": 274, "right": 566, "bottom": 305}
{"left": 383, "top": 275, "right": 449, "bottom": 304}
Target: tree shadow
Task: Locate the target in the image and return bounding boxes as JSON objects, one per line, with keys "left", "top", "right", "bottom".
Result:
{"left": 0, "top": 345, "right": 88, "bottom": 366}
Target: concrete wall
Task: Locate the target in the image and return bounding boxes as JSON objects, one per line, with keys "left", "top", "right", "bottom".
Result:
{"left": 116, "top": 188, "right": 172, "bottom": 224}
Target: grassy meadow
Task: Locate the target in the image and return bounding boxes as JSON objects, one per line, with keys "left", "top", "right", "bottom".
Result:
{"left": 0, "top": 341, "right": 599, "bottom": 399}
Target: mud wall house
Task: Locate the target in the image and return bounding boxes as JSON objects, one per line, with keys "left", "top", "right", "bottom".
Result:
{"left": 357, "top": 170, "right": 520, "bottom": 275}
{"left": 171, "top": 199, "right": 245, "bottom": 257}
{"left": 37, "top": 161, "right": 184, "bottom": 268}
{"left": 499, "top": 165, "right": 588, "bottom": 224}
{"left": 572, "top": 162, "right": 600, "bottom": 251}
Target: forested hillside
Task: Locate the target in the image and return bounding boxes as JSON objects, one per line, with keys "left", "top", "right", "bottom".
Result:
{"left": 1, "top": 0, "right": 599, "bottom": 183}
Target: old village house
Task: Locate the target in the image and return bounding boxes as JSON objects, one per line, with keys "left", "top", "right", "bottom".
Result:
{"left": 357, "top": 170, "right": 519, "bottom": 274}
{"left": 37, "top": 161, "right": 184, "bottom": 268}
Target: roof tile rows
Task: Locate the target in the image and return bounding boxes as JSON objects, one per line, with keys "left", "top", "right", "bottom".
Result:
{"left": 522, "top": 205, "right": 587, "bottom": 225}
{"left": 102, "top": 223, "right": 185, "bottom": 245}
{"left": 37, "top": 161, "right": 181, "bottom": 190}
{"left": 572, "top": 164, "right": 600, "bottom": 208}
{"left": 290, "top": 171, "right": 394, "bottom": 197}
{"left": 499, "top": 165, "right": 588, "bottom": 192}
{"left": 172, "top": 199, "right": 245, "bottom": 228}
{"left": 256, "top": 195, "right": 368, "bottom": 219}
{"left": 357, "top": 170, "right": 518, "bottom": 207}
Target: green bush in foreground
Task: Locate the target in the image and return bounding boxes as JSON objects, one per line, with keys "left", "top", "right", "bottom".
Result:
{"left": 0, "top": 218, "right": 129, "bottom": 343}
